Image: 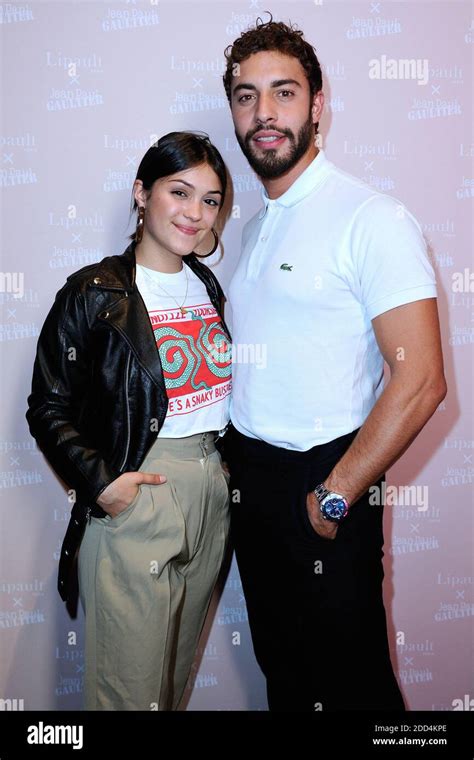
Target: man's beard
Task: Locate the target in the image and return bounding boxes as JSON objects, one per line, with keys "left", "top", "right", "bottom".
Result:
{"left": 235, "top": 113, "right": 315, "bottom": 180}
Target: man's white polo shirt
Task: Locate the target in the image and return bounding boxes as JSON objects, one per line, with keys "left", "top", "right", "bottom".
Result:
{"left": 228, "top": 150, "right": 437, "bottom": 451}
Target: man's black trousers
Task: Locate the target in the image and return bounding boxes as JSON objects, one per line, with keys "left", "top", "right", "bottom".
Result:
{"left": 224, "top": 423, "right": 405, "bottom": 712}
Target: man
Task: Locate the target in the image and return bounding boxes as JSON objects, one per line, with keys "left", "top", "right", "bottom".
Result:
{"left": 221, "top": 18, "right": 446, "bottom": 711}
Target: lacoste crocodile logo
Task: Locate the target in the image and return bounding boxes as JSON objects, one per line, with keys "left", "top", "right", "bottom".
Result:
{"left": 279, "top": 263, "right": 293, "bottom": 271}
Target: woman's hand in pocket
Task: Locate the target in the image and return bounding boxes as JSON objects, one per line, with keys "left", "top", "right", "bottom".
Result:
{"left": 96, "top": 471, "right": 167, "bottom": 518}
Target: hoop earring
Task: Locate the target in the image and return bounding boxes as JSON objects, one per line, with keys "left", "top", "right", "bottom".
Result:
{"left": 193, "top": 228, "right": 219, "bottom": 258}
{"left": 135, "top": 206, "right": 145, "bottom": 244}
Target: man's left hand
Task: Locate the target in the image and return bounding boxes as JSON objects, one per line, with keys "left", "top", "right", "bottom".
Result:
{"left": 306, "top": 490, "right": 338, "bottom": 540}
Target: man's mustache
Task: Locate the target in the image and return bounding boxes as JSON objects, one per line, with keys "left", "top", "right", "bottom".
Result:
{"left": 245, "top": 127, "right": 294, "bottom": 142}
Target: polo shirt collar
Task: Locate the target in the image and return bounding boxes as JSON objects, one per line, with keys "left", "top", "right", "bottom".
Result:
{"left": 258, "top": 149, "right": 330, "bottom": 219}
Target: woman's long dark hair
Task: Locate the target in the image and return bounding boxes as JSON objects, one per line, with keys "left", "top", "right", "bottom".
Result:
{"left": 130, "top": 131, "right": 227, "bottom": 240}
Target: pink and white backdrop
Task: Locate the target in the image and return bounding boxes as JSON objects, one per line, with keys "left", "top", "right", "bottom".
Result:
{"left": 0, "top": 0, "right": 472, "bottom": 711}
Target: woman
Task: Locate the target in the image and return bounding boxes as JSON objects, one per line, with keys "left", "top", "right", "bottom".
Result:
{"left": 26, "top": 132, "right": 232, "bottom": 711}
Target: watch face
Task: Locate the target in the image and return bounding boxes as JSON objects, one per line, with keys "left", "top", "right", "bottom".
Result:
{"left": 322, "top": 496, "right": 348, "bottom": 521}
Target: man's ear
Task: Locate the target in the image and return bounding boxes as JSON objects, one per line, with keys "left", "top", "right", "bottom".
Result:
{"left": 311, "top": 90, "right": 324, "bottom": 125}
{"left": 133, "top": 179, "right": 147, "bottom": 208}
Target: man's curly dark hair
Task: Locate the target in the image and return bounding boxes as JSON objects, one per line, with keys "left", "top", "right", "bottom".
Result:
{"left": 223, "top": 14, "right": 323, "bottom": 130}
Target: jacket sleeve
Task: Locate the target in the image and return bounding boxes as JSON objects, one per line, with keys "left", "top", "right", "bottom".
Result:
{"left": 26, "top": 281, "right": 121, "bottom": 504}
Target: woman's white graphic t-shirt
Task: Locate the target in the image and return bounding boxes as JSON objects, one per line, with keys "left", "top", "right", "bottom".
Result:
{"left": 136, "top": 263, "right": 232, "bottom": 437}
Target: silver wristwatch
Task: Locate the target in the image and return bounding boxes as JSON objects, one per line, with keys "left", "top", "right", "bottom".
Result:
{"left": 314, "top": 483, "right": 350, "bottom": 523}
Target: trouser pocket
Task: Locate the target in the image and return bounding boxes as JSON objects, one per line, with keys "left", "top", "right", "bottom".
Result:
{"left": 106, "top": 485, "right": 143, "bottom": 527}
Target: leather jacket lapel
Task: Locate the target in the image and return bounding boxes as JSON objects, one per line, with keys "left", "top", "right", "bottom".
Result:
{"left": 98, "top": 287, "right": 167, "bottom": 396}
{"left": 86, "top": 243, "right": 167, "bottom": 393}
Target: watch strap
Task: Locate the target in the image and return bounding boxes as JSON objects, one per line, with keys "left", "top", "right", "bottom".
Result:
{"left": 314, "top": 483, "right": 330, "bottom": 503}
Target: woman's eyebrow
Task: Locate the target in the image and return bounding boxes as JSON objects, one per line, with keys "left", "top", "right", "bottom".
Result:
{"left": 167, "top": 179, "right": 222, "bottom": 195}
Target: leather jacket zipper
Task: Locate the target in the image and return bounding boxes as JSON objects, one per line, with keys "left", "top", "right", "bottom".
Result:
{"left": 120, "top": 351, "right": 132, "bottom": 472}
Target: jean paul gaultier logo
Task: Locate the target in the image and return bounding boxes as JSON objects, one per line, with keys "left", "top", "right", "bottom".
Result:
{"left": 45, "top": 52, "right": 104, "bottom": 112}
{"left": 232, "top": 172, "right": 261, "bottom": 194}
{"left": 1, "top": 132, "right": 37, "bottom": 188}
{"left": 46, "top": 87, "right": 103, "bottom": 111}
{"left": 346, "top": 13, "right": 401, "bottom": 40}
{"left": 0, "top": 273, "right": 43, "bottom": 338}
{"left": 170, "top": 92, "right": 227, "bottom": 114}
{"left": 102, "top": 134, "right": 154, "bottom": 192}
{"left": 101, "top": 4, "right": 159, "bottom": 32}
{"left": 48, "top": 208, "right": 103, "bottom": 269}
{"left": 225, "top": 10, "right": 259, "bottom": 37}
{"left": 0, "top": 4, "right": 33, "bottom": 23}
